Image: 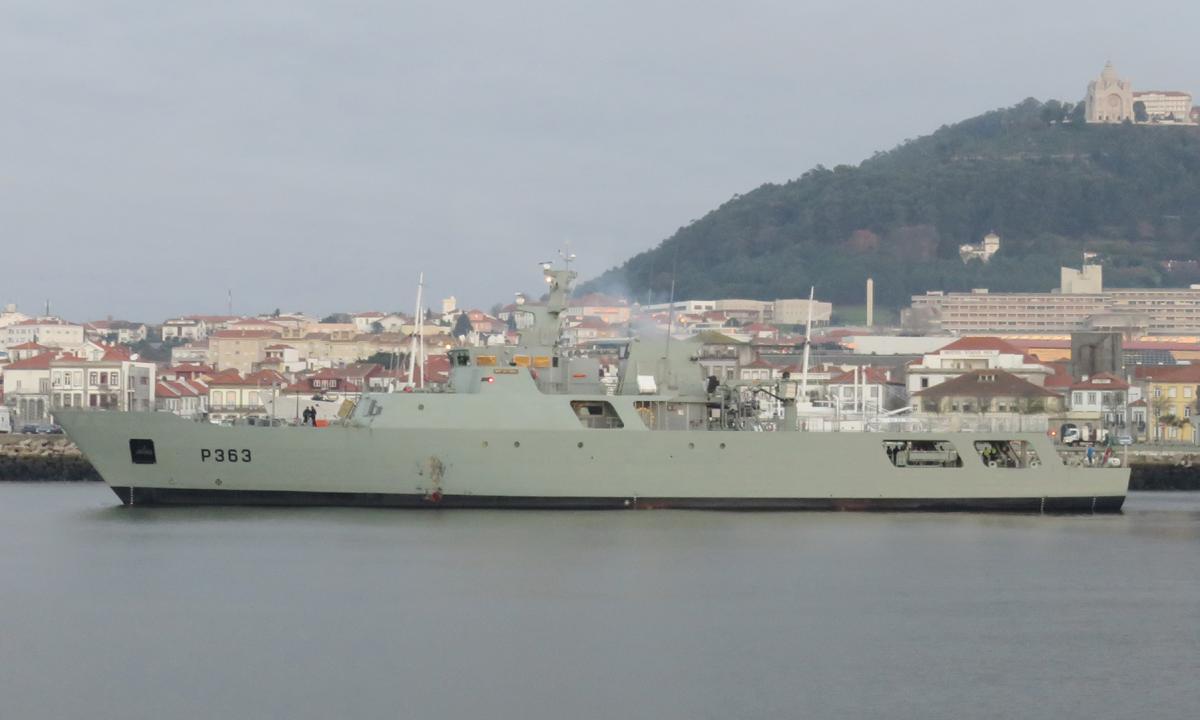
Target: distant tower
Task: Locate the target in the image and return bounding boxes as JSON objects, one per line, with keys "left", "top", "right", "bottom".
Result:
{"left": 866, "top": 278, "right": 874, "bottom": 327}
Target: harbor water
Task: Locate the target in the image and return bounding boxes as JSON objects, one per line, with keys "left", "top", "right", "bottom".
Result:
{"left": 2, "top": 484, "right": 1198, "bottom": 719}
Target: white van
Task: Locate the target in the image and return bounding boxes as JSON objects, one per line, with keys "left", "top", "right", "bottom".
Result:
{"left": 0, "top": 406, "right": 12, "bottom": 434}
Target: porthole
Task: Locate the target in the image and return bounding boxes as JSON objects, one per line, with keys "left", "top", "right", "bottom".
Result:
{"left": 688, "top": 442, "right": 695, "bottom": 449}
{"left": 514, "top": 441, "right": 521, "bottom": 448}
{"left": 418, "top": 403, "right": 425, "bottom": 411}
{"left": 719, "top": 443, "right": 726, "bottom": 450}
{"left": 577, "top": 442, "right": 584, "bottom": 449}
{"left": 482, "top": 441, "right": 489, "bottom": 448}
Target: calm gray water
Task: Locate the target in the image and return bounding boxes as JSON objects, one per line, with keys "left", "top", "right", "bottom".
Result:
{"left": 2, "top": 485, "right": 1198, "bottom": 720}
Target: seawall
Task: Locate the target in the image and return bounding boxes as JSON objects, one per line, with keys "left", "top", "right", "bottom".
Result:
{"left": 0, "top": 437, "right": 100, "bottom": 482}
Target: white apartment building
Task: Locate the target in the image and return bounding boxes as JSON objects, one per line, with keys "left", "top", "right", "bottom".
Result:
{"left": 2, "top": 318, "right": 85, "bottom": 350}
{"left": 161, "top": 317, "right": 208, "bottom": 342}
{"left": 906, "top": 336, "right": 1053, "bottom": 394}
{"left": 1134, "top": 91, "right": 1195, "bottom": 123}
{"left": 50, "top": 353, "right": 156, "bottom": 412}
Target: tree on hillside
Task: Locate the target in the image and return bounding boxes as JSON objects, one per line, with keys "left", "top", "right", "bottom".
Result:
{"left": 582, "top": 98, "right": 1200, "bottom": 309}
{"left": 370, "top": 321, "right": 384, "bottom": 334}
{"left": 321, "top": 313, "right": 352, "bottom": 324}
{"left": 452, "top": 312, "right": 473, "bottom": 339}
{"left": 364, "top": 351, "right": 407, "bottom": 370}
{"left": 1134, "top": 101, "right": 1148, "bottom": 123}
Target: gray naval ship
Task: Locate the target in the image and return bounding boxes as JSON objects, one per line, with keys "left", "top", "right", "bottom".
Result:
{"left": 58, "top": 266, "right": 1129, "bottom": 512}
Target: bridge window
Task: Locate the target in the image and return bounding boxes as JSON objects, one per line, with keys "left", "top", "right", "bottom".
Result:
{"left": 570, "top": 401, "right": 624, "bottom": 429}
{"left": 883, "top": 440, "right": 963, "bottom": 468}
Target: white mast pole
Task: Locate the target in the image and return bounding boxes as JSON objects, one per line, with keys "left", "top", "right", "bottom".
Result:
{"left": 799, "top": 286, "right": 814, "bottom": 405}
{"left": 417, "top": 274, "right": 425, "bottom": 389}
{"left": 407, "top": 272, "right": 424, "bottom": 388}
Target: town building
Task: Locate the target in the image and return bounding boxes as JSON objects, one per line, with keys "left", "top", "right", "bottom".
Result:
{"left": 567, "top": 294, "right": 632, "bottom": 325}
{"left": 154, "top": 378, "right": 208, "bottom": 418}
{"left": 0, "top": 304, "right": 30, "bottom": 331}
{"left": 826, "top": 367, "right": 906, "bottom": 414}
{"left": 906, "top": 337, "right": 1053, "bottom": 394}
{"left": 2, "top": 347, "right": 156, "bottom": 423}
{"left": 50, "top": 348, "right": 156, "bottom": 413}
{"left": 911, "top": 369, "right": 1064, "bottom": 416}
{"left": 1135, "top": 365, "right": 1200, "bottom": 442}
{"left": 2, "top": 318, "right": 85, "bottom": 351}
{"left": 1133, "top": 90, "right": 1194, "bottom": 123}
{"left": 906, "top": 263, "right": 1200, "bottom": 334}
{"left": 161, "top": 317, "right": 208, "bottom": 342}
{"left": 210, "top": 329, "right": 282, "bottom": 374}
{"left": 769, "top": 298, "right": 833, "bottom": 327}
{"left": 1066, "top": 373, "right": 1129, "bottom": 429}
{"left": 205, "top": 369, "right": 287, "bottom": 423}
{"left": 959, "top": 232, "right": 1000, "bottom": 264}
{"left": 87, "top": 320, "right": 148, "bottom": 344}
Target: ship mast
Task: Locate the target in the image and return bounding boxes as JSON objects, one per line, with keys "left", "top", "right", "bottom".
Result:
{"left": 799, "top": 286, "right": 814, "bottom": 404}
{"left": 406, "top": 272, "right": 425, "bottom": 389}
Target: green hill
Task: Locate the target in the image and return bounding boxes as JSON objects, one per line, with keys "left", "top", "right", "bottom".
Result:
{"left": 583, "top": 99, "right": 1200, "bottom": 309}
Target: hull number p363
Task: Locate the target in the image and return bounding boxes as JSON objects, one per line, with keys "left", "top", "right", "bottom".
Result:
{"left": 201, "top": 449, "right": 252, "bottom": 463}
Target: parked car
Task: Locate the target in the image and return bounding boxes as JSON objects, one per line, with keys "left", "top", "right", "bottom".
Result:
{"left": 34, "top": 424, "right": 63, "bottom": 434}
{"left": 1115, "top": 434, "right": 1133, "bottom": 446}
{"left": 20, "top": 424, "right": 40, "bottom": 434}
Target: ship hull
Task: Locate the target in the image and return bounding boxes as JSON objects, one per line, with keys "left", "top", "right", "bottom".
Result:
{"left": 59, "top": 411, "right": 1130, "bottom": 514}
{"left": 109, "top": 485, "right": 1125, "bottom": 513}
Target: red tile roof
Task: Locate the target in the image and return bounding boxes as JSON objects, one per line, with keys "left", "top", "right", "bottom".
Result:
{"left": 828, "top": 367, "right": 898, "bottom": 385}
{"left": 8, "top": 341, "right": 51, "bottom": 350}
{"left": 101, "top": 346, "right": 133, "bottom": 361}
{"left": 937, "top": 336, "right": 1024, "bottom": 354}
{"left": 4, "top": 352, "right": 57, "bottom": 370}
{"left": 212, "top": 330, "right": 280, "bottom": 339}
{"left": 1043, "top": 362, "right": 1075, "bottom": 389}
{"left": 1136, "top": 364, "right": 1200, "bottom": 383}
{"left": 913, "top": 369, "right": 1061, "bottom": 399}
{"left": 1070, "top": 372, "right": 1129, "bottom": 391}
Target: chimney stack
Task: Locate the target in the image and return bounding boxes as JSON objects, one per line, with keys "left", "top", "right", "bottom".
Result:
{"left": 866, "top": 278, "right": 874, "bottom": 327}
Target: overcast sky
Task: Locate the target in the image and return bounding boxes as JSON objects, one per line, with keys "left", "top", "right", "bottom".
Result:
{"left": 3, "top": 0, "right": 1197, "bottom": 321}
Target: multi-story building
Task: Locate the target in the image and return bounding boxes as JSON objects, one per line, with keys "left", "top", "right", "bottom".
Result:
{"left": 907, "top": 263, "right": 1200, "bottom": 334}
{"left": 1067, "top": 373, "right": 1130, "bottom": 429}
{"left": 0, "top": 305, "right": 30, "bottom": 331}
{"left": 567, "top": 294, "right": 632, "bottom": 325}
{"left": 1136, "top": 365, "right": 1200, "bottom": 442}
{"left": 210, "top": 329, "right": 283, "bottom": 374}
{"left": 2, "top": 352, "right": 58, "bottom": 422}
{"left": 1133, "top": 91, "right": 1194, "bottom": 123}
{"left": 906, "top": 337, "right": 1054, "bottom": 394}
{"left": 771, "top": 298, "right": 833, "bottom": 327}
{"left": 155, "top": 378, "right": 208, "bottom": 418}
{"left": 2, "top": 318, "right": 85, "bottom": 350}
{"left": 206, "top": 369, "right": 287, "bottom": 423}
{"left": 161, "top": 317, "right": 208, "bottom": 342}
{"left": 49, "top": 349, "right": 156, "bottom": 412}
{"left": 87, "top": 320, "right": 148, "bottom": 344}
{"left": 2, "top": 348, "right": 156, "bottom": 422}
{"left": 827, "top": 367, "right": 907, "bottom": 414}
{"left": 911, "top": 369, "right": 1065, "bottom": 415}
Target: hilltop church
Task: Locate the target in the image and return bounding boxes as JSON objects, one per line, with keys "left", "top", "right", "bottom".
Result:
{"left": 1084, "top": 62, "right": 1195, "bottom": 124}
